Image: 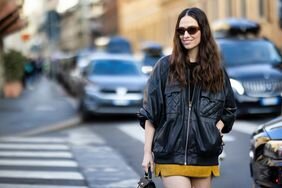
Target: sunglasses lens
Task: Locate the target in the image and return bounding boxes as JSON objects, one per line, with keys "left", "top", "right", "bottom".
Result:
{"left": 176, "top": 28, "right": 186, "bottom": 35}
{"left": 177, "top": 27, "right": 199, "bottom": 35}
{"left": 187, "top": 27, "right": 198, "bottom": 35}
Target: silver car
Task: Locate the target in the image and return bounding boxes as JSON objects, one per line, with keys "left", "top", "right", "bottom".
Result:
{"left": 79, "top": 53, "right": 147, "bottom": 119}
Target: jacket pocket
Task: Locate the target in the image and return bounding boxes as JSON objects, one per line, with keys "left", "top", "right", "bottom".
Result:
{"left": 153, "top": 118, "right": 184, "bottom": 154}
{"left": 199, "top": 93, "right": 224, "bottom": 118}
{"left": 165, "top": 86, "right": 181, "bottom": 114}
{"left": 194, "top": 119, "right": 223, "bottom": 156}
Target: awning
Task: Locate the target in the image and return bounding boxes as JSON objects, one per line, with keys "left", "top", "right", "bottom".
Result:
{"left": 0, "top": 0, "right": 27, "bottom": 38}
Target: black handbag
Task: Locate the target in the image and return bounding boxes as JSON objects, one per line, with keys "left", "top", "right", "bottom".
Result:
{"left": 137, "top": 167, "right": 156, "bottom": 188}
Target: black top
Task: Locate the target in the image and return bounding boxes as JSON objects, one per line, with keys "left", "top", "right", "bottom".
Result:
{"left": 186, "top": 62, "right": 199, "bottom": 101}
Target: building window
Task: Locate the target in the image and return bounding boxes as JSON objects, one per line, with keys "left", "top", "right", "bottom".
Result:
{"left": 226, "top": 0, "right": 233, "bottom": 17}
{"left": 258, "top": 0, "right": 265, "bottom": 17}
{"left": 279, "top": 0, "right": 282, "bottom": 28}
{"left": 240, "top": 0, "right": 246, "bottom": 17}
{"left": 211, "top": 0, "right": 219, "bottom": 20}
{"left": 258, "top": 0, "right": 270, "bottom": 20}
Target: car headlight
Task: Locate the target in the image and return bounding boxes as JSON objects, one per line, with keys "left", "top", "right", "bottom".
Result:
{"left": 263, "top": 141, "right": 282, "bottom": 160}
{"left": 85, "top": 84, "right": 100, "bottom": 95}
{"left": 141, "top": 66, "right": 153, "bottom": 74}
{"left": 230, "top": 79, "right": 244, "bottom": 95}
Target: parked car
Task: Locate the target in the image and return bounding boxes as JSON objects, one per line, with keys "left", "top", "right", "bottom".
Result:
{"left": 140, "top": 41, "right": 164, "bottom": 75}
{"left": 106, "top": 36, "right": 133, "bottom": 54}
{"left": 68, "top": 47, "right": 96, "bottom": 96}
{"left": 213, "top": 18, "right": 282, "bottom": 115}
{"left": 249, "top": 116, "right": 282, "bottom": 188}
{"left": 79, "top": 53, "right": 147, "bottom": 119}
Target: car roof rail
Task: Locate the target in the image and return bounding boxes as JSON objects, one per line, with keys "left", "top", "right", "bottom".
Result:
{"left": 212, "top": 18, "right": 260, "bottom": 39}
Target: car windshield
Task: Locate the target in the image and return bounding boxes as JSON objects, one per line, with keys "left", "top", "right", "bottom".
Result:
{"left": 91, "top": 59, "right": 140, "bottom": 76}
{"left": 218, "top": 40, "right": 282, "bottom": 66}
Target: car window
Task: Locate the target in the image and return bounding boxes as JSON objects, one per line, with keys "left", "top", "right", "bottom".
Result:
{"left": 143, "top": 56, "right": 162, "bottom": 66}
{"left": 106, "top": 37, "right": 132, "bottom": 54}
{"left": 218, "top": 40, "right": 282, "bottom": 66}
{"left": 143, "top": 49, "right": 163, "bottom": 66}
{"left": 91, "top": 59, "right": 140, "bottom": 76}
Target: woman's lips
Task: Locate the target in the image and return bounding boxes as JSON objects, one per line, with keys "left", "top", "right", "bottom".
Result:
{"left": 182, "top": 39, "right": 193, "bottom": 44}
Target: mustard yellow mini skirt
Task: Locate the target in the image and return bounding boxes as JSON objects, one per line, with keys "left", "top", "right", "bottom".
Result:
{"left": 155, "top": 164, "right": 220, "bottom": 177}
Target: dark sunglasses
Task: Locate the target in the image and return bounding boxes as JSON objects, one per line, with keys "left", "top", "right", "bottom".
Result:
{"left": 176, "top": 26, "right": 200, "bottom": 35}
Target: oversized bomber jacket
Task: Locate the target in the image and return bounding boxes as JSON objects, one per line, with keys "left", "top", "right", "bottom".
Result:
{"left": 138, "top": 55, "right": 237, "bottom": 166}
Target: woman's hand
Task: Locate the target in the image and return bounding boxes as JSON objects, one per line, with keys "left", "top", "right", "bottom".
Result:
{"left": 216, "top": 120, "right": 224, "bottom": 134}
{"left": 142, "top": 151, "right": 154, "bottom": 173}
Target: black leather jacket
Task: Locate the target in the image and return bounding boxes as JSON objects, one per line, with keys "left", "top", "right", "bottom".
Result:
{"left": 138, "top": 55, "right": 237, "bottom": 165}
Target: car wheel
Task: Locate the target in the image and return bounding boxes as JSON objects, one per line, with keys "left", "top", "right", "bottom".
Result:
{"left": 79, "top": 101, "right": 91, "bottom": 122}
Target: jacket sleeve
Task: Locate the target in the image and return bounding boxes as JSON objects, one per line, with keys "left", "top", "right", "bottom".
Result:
{"left": 137, "top": 57, "right": 168, "bottom": 129}
{"left": 221, "top": 69, "right": 237, "bottom": 133}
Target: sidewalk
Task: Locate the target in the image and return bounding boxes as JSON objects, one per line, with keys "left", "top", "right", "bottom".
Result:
{"left": 0, "top": 76, "right": 80, "bottom": 137}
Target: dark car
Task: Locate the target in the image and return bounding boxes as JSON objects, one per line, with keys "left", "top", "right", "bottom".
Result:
{"left": 214, "top": 18, "right": 282, "bottom": 115}
{"left": 249, "top": 116, "right": 282, "bottom": 188}
{"left": 79, "top": 53, "right": 147, "bottom": 119}
{"left": 140, "top": 41, "right": 164, "bottom": 75}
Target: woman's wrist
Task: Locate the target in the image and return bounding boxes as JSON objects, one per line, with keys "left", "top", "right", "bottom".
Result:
{"left": 144, "top": 149, "right": 152, "bottom": 153}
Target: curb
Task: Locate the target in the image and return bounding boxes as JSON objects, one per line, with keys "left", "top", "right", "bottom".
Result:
{"left": 9, "top": 116, "right": 81, "bottom": 137}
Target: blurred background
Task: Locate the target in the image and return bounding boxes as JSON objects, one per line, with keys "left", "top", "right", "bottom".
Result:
{"left": 0, "top": 0, "right": 281, "bottom": 188}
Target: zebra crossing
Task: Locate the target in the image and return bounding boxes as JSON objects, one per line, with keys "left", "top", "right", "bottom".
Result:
{"left": 0, "top": 137, "right": 88, "bottom": 188}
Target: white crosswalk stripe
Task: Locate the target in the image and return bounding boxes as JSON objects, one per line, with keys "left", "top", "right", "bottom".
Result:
{"left": 0, "top": 136, "right": 87, "bottom": 188}
{"left": 0, "top": 151, "right": 72, "bottom": 158}
{"left": 0, "top": 185, "right": 87, "bottom": 188}
{"left": 0, "top": 159, "right": 78, "bottom": 167}
{"left": 0, "top": 143, "right": 69, "bottom": 150}
{"left": 233, "top": 121, "right": 258, "bottom": 134}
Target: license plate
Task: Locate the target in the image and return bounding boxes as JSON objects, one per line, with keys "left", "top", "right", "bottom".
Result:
{"left": 260, "top": 97, "right": 280, "bottom": 106}
{"left": 113, "top": 100, "right": 130, "bottom": 106}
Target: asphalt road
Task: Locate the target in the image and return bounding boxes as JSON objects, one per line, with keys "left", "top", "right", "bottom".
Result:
{"left": 67, "top": 115, "right": 276, "bottom": 188}
{"left": 0, "top": 77, "right": 279, "bottom": 187}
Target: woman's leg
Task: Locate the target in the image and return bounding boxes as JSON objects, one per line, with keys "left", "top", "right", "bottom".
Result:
{"left": 162, "top": 176, "right": 192, "bottom": 188}
{"left": 191, "top": 176, "right": 212, "bottom": 188}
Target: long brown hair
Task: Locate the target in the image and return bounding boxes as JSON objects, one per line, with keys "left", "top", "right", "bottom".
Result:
{"left": 169, "top": 7, "right": 224, "bottom": 93}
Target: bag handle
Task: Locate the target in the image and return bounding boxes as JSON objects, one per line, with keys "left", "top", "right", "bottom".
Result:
{"left": 145, "top": 166, "right": 152, "bottom": 180}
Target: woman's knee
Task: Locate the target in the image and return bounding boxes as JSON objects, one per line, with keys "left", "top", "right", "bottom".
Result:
{"left": 162, "top": 176, "right": 192, "bottom": 188}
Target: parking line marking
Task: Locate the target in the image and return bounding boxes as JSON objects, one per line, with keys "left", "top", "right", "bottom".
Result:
{"left": 232, "top": 121, "right": 258, "bottom": 134}
{"left": 118, "top": 123, "right": 144, "bottom": 143}
{"left": 118, "top": 123, "right": 236, "bottom": 143}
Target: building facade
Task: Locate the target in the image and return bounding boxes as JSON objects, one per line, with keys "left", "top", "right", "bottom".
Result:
{"left": 59, "top": 0, "right": 119, "bottom": 53}
{"left": 118, "top": 0, "right": 282, "bottom": 52}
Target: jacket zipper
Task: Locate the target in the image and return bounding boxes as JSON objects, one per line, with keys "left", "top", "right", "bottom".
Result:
{"left": 184, "top": 69, "right": 194, "bottom": 165}
{"left": 184, "top": 101, "right": 192, "bottom": 165}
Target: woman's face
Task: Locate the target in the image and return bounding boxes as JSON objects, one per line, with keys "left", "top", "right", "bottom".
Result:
{"left": 177, "top": 16, "right": 201, "bottom": 50}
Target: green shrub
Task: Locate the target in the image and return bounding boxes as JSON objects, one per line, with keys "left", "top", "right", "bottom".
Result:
{"left": 3, "top": 50, "right": 26, "bottom": 82}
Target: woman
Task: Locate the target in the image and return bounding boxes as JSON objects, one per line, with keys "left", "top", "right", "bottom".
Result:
{"left": 138, "top": 7, "right": 237, "bottom": 188}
